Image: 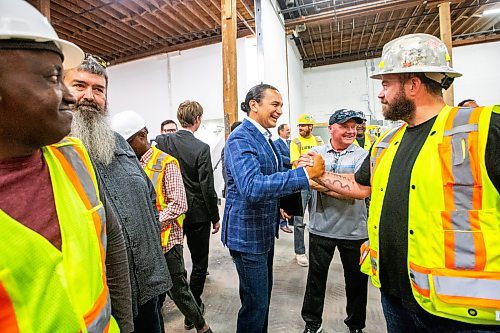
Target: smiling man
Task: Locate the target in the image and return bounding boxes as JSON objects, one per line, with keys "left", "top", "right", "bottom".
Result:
{"left": 301, "top": 109, "right": 369, "bottom": 333}
{"left": 221, "top": 83, "right": 325, "bottom": 333}
{"left": 306, "top": 34, "right": 499, "bottom": 332}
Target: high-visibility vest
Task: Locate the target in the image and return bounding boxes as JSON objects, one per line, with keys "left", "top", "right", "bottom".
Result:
{"left": 353, "top": 132, "right": 373, "bottom": 150}
{"left": 0, "top": 137, "right": 118, "bottom": 333}
{"left": 144, "top": 146, "right": 185, "bottom": 248}
{"left": 292, "top": 135, "right": 324, "bottom": 154}
{"left": 360, "top": 105, "right": 500, "bottom": 325}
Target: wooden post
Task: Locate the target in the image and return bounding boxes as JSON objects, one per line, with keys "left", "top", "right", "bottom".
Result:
{"left": 438, "top": 1, "right": 454, "bottom": 105}
{"left": 38, "top": 0, "right": 51, "bottom": 21}
{"left": 222, "top": 0, "right": 238, "bottom": 138}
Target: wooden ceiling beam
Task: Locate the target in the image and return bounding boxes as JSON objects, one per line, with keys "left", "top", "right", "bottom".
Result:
{"left": 183, "top": 2, "right": 215, "bottom": 28}
{"left": 193, "top": 0, "right": 222, "bottom": 25}
{"left": 239, "top": 0, "right": 255, "bottom": 19}
{"left": 286, "top": 0, "right": 446, "bottom": 28}
{"left": 453, "top": 32, "right": 500, "bottom": 46}
{"left": 50, "top": 4, "right": 135, "bottom": 51}
{"left": 110, "top": 29, "right": 253, "bottom": 65}
{"left": 55, "top": 0, "right": 157, "bottom": 48}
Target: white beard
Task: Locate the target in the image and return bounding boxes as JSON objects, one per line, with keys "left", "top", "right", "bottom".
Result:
{"left": 71, "top": 108, "right": 116, "bottom": 166}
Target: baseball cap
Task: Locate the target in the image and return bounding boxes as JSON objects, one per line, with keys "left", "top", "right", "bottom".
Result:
{"left": 329, "top": 109, "right": 366, "bottom": 125}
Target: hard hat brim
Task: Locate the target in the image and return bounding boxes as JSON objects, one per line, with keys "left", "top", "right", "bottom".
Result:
{"left": 0, "top": 34, "right": 84, "bottom": 69}
{"left": 370, "top": 66, "right": 462, "bottom": 80}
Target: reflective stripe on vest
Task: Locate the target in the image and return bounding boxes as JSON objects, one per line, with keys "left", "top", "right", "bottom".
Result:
{"left": 49, "top": 138, "right": 112, "bottom": 332}
{"left": 441, "top": 107, "right": 486, "bottom": 271}
{"left": 292, "top": 136, "right": 323, "bottom": 154}
{"left": 369, "top": 125, "right": 405, "bottom": 184}
{"left": 145, "top": 147, "right": 185, "bottom": 248}
{"left": 0, "top": 283, "right": 20, "bottom": 333}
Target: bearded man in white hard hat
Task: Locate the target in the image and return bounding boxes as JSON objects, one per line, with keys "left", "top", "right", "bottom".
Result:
{"left": 0, "top": 1, "right": 133, "bottom": 332}
{"left": 303, "top": 33, "right": 499, "bottom": 332}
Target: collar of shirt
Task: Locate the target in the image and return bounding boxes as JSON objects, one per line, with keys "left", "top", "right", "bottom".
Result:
{"left": 246, "top": 117, "right": 272, "bottom": 139}
{"left": 139, "top": 147, "right": 154, "bottom": 168}
{"left": 326, "top": 139, "right": 356, "bottom": 156}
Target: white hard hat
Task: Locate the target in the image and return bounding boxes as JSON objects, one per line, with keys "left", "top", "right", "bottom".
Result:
{"left": 0, "top": 0, "right": 84, "bottom": 68}
{"left": 111, "top": 110, "right": 147, "bottom": 141}
{"left": 371, "top": 33, "right": 462, "bottom": 89}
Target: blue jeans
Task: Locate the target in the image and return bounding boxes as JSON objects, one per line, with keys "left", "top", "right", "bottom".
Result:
{"left": 294, "top": 189, "right": 311, "bottom": 254}
{"left": 230, "top": 249, "right": 274, "bottom": 333}
{"left": 381, "top": 292, "right": 500, "bottom": 333}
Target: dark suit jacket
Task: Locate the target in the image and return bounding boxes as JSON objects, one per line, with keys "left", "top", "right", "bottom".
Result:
{"left": 273, "top": 138, "right": 292, "bottom": 170}
{"left": 221, "top": 119, "right": 309, "bottom": 253}
{"left": 156, "top": 130, "right": 219, "bottom": 224}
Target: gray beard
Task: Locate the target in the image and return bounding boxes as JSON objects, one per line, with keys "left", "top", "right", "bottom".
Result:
{"left": 70, "top": 108, "right": 116, "bottom": 166}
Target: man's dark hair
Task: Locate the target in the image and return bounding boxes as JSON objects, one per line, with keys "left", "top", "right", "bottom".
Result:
{"left": 458, "top": 99, "right": 476, "bottom": 107}
{"left": 230, "top": 121, "right": 242, "bottom": 132}
{"left": 161, "top": 119, "right": 177, "bottom": 131}
{"left": 399, "top": 73, "right": 442, "bottom": 97}
{"left": 241, "top": 83, "right": 279, "bottom": 114}
{"left": 277, "top": 124, "right": 288, "bottom": 134}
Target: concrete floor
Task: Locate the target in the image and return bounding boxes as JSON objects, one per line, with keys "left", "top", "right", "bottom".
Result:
{"left": 162, "top": 210, "right": 387, "bottom": 333}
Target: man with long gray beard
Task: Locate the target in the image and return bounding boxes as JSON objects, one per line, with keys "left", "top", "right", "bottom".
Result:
{"left": 64, "top": 55, "right": 172, "bottom": 333}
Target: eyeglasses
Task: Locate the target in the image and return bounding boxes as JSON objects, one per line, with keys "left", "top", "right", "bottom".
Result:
{"left": 85, "top": 53, "right": 109, "bottom": 68}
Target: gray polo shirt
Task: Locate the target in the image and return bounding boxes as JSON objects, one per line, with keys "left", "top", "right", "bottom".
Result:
{"left": 308, "top": 141, "right": 368, "bottom": 240}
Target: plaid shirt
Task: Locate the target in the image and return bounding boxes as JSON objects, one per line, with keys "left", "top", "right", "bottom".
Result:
{"left": 140, "top": 148, "right": 188, "bottom": 253}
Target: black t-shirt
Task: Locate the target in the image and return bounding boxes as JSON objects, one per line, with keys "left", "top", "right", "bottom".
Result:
{"left": 356, "top": 136, "right": 366, "bottom": 148}
{"left": 355, "top": 112, "right": 500, "bottom": 310}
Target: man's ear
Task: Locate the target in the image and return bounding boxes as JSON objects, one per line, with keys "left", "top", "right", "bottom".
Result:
{"left": 408, "top": 76, "right": 423, "bottom": 97}
{"left": 249, "top": 100, "right": 259, "bottom": 113}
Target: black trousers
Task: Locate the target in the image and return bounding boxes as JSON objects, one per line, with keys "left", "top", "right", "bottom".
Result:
{"left": 133, "top": 295, "right": 163, "bottom": 333}
{"left": 302, "top": 233, "right": 368, "bottom": 330}
{"left": 183, "top": 220, "right": 211, "bottom": 306}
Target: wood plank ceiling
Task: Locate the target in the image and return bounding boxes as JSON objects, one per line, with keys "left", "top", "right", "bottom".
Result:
{"left": 279, "top": 0, "right": 500, "bottom": 67}
{"left": 29, "top": 0, "right": 500, "bottom": 68}
{"left": 27, "top": 0, "right": 256, "bottom": 65}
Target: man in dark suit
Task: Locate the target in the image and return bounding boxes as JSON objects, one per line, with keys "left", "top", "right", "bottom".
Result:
{"left": 222, "top": 84, "right": 325, "bottom": 333}
{"left": 274, "top": 124, "right": 293, "bottom": 233}
{"left": 155, "top": 101, "right": 220, "bottom": 327}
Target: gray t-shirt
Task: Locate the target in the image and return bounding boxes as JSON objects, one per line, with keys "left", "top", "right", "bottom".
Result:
{"left": 309, "top": 141, "right": 368, "bottom": 239}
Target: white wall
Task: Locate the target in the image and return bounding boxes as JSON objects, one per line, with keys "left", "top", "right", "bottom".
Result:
{"left": 303, "top": 59, "right": 381, "bottom": 123}
{"left": 107, "top": 37, "right": 252, "bottom": 139}
{"left": 453, "top": 41, "right": 500, "bottom": 106}
{"left": 286, "top": 38, "right": 305, "bottom": 137}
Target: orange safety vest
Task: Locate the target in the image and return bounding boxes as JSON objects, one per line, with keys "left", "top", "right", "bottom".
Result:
{"left": 144, "top": 146, "right": 185, "bottom": 248}
{"left": 361, "top": 106, "right": 500, "bottom": 324}
{"left": 0, "top": 137, "right": 118, "bottom": 332}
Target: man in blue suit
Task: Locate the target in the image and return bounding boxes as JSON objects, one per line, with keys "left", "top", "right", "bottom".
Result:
{"left": 274, "top": 123, "right": 293, "bottom": 233}
{"left": 222, "top": 84, "right": 325, "bottom": 333}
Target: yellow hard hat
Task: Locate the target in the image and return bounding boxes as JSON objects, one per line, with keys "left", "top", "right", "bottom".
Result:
{"left": 297, "top": 113, "right": 315, "bottom": 125}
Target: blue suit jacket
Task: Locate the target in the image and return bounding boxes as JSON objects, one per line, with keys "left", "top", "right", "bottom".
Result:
{"left": 221, "top": 119, "right": 309, "bottom": 254}
{"left": 273, "top": 138, "right": 292, "bottom": 170}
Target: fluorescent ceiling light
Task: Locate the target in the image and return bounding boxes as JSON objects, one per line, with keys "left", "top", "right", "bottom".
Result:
{"left": 483, "top": 8, "right": 500, "bottom": 16}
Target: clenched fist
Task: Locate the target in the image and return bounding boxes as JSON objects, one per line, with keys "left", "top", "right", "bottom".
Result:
{"left": 305, "top": 153, "right": 325, "bottom": 179}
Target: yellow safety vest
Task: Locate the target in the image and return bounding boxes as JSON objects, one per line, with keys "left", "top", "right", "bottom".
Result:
{"left": 360, "top": 105, "right": 500, "bottom": 325}
{"left": 353, "top": 132, "right": 373, "bottom": 150}
{"left": 0, "top": 137, "right": 118, "bottom": 332}
{"left": 292, "top": 136, "right": 324, "bottom": 155}
{"left": 144, "top": 146, "right": 185, "bottom": 248}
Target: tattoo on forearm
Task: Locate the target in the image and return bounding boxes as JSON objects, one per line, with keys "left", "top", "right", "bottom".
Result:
{"left": 315, "top": 172, "right": 352, "bottom": 192}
